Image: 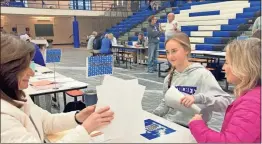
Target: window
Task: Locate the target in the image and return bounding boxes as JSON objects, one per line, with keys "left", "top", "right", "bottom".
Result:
{"left": 70, "top": 0, "right": 91, "bottom": 10}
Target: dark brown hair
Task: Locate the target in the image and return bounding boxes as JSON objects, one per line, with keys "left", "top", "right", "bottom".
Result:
{"left": 148, "top": 15, "right": 155, "bottom": 23}
{"left": 0, "top": 34, "right": 35, "bottom": 102}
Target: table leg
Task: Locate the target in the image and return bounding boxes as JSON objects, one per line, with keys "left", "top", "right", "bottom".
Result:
{"left": 122, "top": 49, "right": 125, "bottom": 64}
{"left": 137, "top": 49, "right": 140, "bottom": 64}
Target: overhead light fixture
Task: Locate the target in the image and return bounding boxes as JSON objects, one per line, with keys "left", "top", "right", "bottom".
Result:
{"left": 34, "top": 17, "right": 54, "bottom": 20}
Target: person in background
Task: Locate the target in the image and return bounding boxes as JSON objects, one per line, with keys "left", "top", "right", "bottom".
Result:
{"left": 162, "top": 13, "right": 179, "bottom": 40}
{"left": 133, "top": 33, "right": 148, "bottom": 63}
{"left": 135, "top": 33, "right": 147, "bottom": 47}
{"left": 189, "top": 38, "right": 261, "bottom": 143}
{"left": 0, "top": 34, "right": 114, "bottom": 143}
{"left": 87, "top": 31, "right": 97, "bottom": 56}
{"left": 104, "top": 33, "right": 108, "bottom": 38}
{"left": 92, "top": 33, "right": 104, "bottom": 55}
{"left": 151, "top": 0, "right": 161, "bottom": 11}
{"left": 109, "top": 33, "right": 117, "bottom": 45}
{"left": 148, "top": 0, "right": 152, "bottom": 10}
{"left": 252, "top": 16, "right": 261, "bottom": 34}
{"left": 100, "top": 33, "right": 113, "bottom": 55}
{"left": 153, "top": 32, "right": 233, "bottom": 131}
{"left": 160, "top": 12, "right": 179, "bottom": 72}
{"left": 147, "top": 15, "right": 163, "bottom": 73}
{"left": 1, "top": 27, "right": 7, "bottom": 34}
{"left": 20, "top": 34, "right": 46, "bottom": 67}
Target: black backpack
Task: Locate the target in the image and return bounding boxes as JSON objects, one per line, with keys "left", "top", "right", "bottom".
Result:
{"left": 93, "top": 36, "right": 103, "bottom": 50}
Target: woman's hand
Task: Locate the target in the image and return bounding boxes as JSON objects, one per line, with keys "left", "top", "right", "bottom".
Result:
{"left": 180, "top": 95, "right": 195, "bottom": 108}
{"left": 82, "top": 106, "right": 114, "bottom": 134}
{"left": 75, "top": 105, "right": 96, "bottom": 123}
{"left": 189, "top": 114, "right": 203, "bottom": 124}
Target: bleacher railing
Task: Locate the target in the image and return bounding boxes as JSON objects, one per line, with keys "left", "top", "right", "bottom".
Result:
{"left": 0, "top": 0, "right": 151, "bottom": 12}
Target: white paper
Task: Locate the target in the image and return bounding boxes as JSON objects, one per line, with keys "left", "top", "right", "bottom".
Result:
{"left": 102, "top": 75, "right": 138, "bottom": 86}
{"left": 47, "top": 77, "right": 75, "bottom": 83}
{"left": 165, "top": 86, "right": 201, "bottom": 115}
{"left": 96, "top": 76, "right": 145, "bottom": 141}
{"left": 33, "top": 73, "right": 63, "bottom": 80}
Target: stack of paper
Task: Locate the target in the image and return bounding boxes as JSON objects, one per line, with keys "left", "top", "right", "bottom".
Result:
{"left": 95, "top": 75, "right": 146, "bottom": 141}
{"left": 165, "top": 86, "right": 201, "bottom": 116}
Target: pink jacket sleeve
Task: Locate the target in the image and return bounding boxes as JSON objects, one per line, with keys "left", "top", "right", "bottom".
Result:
{"left": 188, "top": 99, "right": 261, "bottom": 143}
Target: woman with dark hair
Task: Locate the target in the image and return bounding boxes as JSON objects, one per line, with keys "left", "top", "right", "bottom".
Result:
{"left": 0, "top": 34, "right": 114, "bottom": 143}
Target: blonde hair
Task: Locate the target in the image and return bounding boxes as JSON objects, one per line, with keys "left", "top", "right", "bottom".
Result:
{"left": 226, "top": 38, "right": 261, "bottom": 97}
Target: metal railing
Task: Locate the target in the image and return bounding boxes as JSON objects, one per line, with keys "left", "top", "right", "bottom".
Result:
{"left": 0, "top": 0, "right": 149, "bottom": 12}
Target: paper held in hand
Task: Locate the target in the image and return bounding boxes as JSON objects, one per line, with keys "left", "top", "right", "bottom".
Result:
{"left": 165, "top": 86, "right": 201, "bottom": 115}
{"left": 95, "top": 75, "right": 146, "bottom": 141}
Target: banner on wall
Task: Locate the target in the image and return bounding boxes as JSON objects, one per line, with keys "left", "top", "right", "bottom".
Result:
{"left": 86, "top": 55, "right": 113, "bottom": 77}
{"left": 46, "top": 49, "right": 62, "bottom": 63}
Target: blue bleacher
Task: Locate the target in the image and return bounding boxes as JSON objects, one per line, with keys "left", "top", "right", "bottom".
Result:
{"left": 189, "top": 10, "right": 220, "bottom": 17}
{"left": 124, "top": 0, "right": 260, "bottom": 52}
{"left": 105, "top": 9, "right": 158, "bottom": 38}
{"left": 159, "top": 43, "right": 165, "bottom": 50}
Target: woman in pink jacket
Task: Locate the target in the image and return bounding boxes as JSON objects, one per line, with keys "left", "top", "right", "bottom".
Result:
{"left": 188, "top": 38, "right": 261, "bottom": 143}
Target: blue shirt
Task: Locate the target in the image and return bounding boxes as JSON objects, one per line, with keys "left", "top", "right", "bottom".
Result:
{"left": 100, "top": 38, "right": 112, "bottom": 54}
{"left": 32, "top": 44, "right": 46, "bottom": 66}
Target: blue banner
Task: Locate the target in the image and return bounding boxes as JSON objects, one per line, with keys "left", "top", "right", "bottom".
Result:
{"left": 141, "top": 119, "right": 176, "bottom": 140}
{"left": 46, "top": 49, "right": 61, "bottom": 63}
{"left": 86, "top": 55, "right": 113, "bottom": 77}
{"left": 73, "top": 16, "right": 80, "bottom": 48}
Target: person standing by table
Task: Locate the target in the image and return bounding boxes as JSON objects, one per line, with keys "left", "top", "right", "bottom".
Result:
{"left": 93, "top": 33, "right": 104, "bottom": 55}
{"left": 153, "top": 32, "right": 232, "bottom": 131}
{"left": 100, "top": 33, "right": 113, "bottom": 55}
{"left": 147, "top": 15, "right": 163, "bottom": 73}
{"left": 109, "top": 33, "right": 117, "bottom": 46}
{"left": 160, "top": 12, "right": 179, "bottom": 72}
{"left": 20, "top": 34, "right": 46, "bottom": 67}
{"left": 162, "top": 13, "right": 179, "bottom": 41}
{"left": 188, "top": 38, "right": 261, "bottom": 143}
{"left": 87, "top": 31, "right": 97, "bottom": 56}
{"left": 1, "top": 34, "right": 114, "bottom": 143}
